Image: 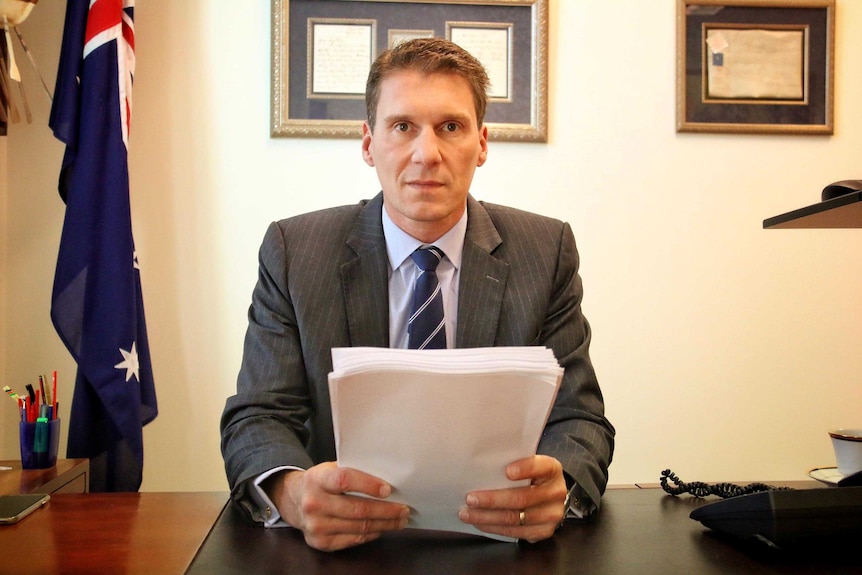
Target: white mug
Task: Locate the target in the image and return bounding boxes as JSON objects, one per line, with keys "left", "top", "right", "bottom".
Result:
{"left": 829, "top": 429, "right": 862, "bottom": 476}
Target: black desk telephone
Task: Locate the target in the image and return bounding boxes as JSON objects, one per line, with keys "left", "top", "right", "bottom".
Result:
{"left": 661, "top": 468, "right": 862, "bottom": 550}
{"left": 689, "top": 486, "right": 862, "bottom": 549}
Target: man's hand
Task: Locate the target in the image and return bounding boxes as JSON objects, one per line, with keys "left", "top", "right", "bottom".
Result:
{"left": 457, "top": 455, "right": 568, "bottom": 543}
{"left": 266, "top": 462, "right": 410, "bottom": 551}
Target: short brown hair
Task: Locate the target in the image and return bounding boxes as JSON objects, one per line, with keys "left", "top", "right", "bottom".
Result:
{"left": 365, "top": 37, "right": 490, "bottom": 132}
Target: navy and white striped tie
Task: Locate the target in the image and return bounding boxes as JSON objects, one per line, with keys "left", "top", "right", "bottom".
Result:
{"left": 408, "top": 246, "right": 446, "bottom": 349}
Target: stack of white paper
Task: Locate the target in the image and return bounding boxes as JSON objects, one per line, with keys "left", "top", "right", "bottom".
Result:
{"left": 328, "top": 346, "right": 563, "bottom": 541}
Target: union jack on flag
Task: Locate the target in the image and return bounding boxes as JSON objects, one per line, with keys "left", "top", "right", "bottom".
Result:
{"left": 50, "top": 0, "right": 158, "bottom": 492}
{"left": 84, "top": 0, "right": 135, "bottom": 146}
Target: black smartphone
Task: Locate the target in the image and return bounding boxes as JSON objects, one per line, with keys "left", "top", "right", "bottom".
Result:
{"left": 0, "top": 493, "right": 51, "bottom": 525}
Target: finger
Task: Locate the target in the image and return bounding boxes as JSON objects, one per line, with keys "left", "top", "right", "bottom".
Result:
{"left": 288, "top": 466, "right": 408, "bottom": 528}
{"left": 458, "top": 505, "right": 559, "bottom": 543}
{"left": 459, "top": 500, "right": 558, "bottom": 528}
{"left": 327, "top": 492, "right": 411, "bottom": 523}
{"left": 506, "top": 455, "right": 560, "bottom": 483}
{"left": 473, "top": 522, "right": 558, "bottom": 544}
{"left": 315, "top": 464, "right": 394, "bottom": 499}
{"left": 315, "top": 502, "right": 410, "bottom": 533}
{"left": 465, "top": 486, "right": 531, "bottom": 511}
{"left": 468, "top": 456, "right": 566, "bottom": 511}
{"left": 301, "top": 469, "right": 410, "bottom": 523}
{"left": 299, "top": 490, "right": 410, "bottom": 551}
{"left": 303, "top": 529, "right": 384, "bottom": 552}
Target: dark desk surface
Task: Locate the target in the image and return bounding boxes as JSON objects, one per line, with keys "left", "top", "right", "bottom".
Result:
{"left": 188, "top": 487, "right": 862, "bottom": 575}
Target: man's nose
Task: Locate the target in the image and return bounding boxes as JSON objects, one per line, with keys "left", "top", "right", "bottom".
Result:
{"left": 411, "top": 129, "right": 442, "bottom": 164}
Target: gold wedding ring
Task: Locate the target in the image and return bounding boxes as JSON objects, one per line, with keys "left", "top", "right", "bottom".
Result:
{"left": 518, "top": 510, "right": 526, "bottom": 526}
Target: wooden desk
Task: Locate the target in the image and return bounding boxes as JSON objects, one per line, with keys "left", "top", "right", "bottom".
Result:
{"left": 0, "top": 459, "right": 90, "bottom": 495}
{"left": 0, "top": 492, "right": 227, "bottom": 575}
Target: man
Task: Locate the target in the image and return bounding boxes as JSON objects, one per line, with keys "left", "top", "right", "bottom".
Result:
{"left": 221, "top": 38, "right": 614, "bottom": 552}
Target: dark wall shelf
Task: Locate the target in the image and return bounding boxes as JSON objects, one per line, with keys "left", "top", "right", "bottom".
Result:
{"left": 763, "top": 191, "right": 862, "bottom": 229}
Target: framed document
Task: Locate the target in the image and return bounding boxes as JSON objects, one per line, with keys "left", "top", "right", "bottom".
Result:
{"left": 272, "top": 0, "right": 548, "bottom": 141}
{"left": 448, "top": 23, "right": 514, "bottom": 101}
{"left": 308, "top": 20, "right": 375, "bottom": 97}
{"left": 676, "top": 0, "right": 835, "bottom": 135}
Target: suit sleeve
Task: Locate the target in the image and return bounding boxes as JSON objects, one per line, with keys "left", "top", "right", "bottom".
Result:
{"left": 220, "top": 221, "right": 315, "bottom": 520}
{"left": 535, "top": 222, "right": 615, "bottom": 511}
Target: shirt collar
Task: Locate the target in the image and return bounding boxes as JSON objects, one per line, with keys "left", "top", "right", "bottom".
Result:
{"left": 382, "top": 203, "right": 467, "bottom": 271}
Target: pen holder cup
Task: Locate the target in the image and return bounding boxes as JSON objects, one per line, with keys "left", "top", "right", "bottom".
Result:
{"left": 19, "top": 418, "right": 61, "bottom": 469}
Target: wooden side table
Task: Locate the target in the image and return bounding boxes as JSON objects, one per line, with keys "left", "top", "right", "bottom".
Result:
{"left": 0, "top": 458, "right": 89, "bottom": 495}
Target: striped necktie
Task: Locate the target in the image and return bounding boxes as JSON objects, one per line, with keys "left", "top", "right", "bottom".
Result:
{"left": 408, "top": 246, "right": 446, "bottom": 349}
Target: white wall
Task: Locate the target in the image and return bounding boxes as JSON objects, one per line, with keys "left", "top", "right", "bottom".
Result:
{"left": 2, "top": 0, "right": 861, "bottom": 492}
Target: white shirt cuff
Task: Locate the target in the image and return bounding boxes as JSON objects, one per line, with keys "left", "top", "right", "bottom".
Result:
{"left": 566, "top": 483, "right": 595, "bottom": 519}
{"left": 250, "top": 466, "right": 303, "bottom": 528}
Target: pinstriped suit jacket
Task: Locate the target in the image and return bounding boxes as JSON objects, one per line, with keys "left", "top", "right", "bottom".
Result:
{"left": 220, "top": 192, "right": 614, "bottom": 519}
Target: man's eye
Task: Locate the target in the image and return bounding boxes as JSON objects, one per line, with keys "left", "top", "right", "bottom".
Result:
{"left": 395, "top": 122, "right": 410, "bottom": 132}
{"left": 443, "top": 122, "right": 459, "bottom": 132}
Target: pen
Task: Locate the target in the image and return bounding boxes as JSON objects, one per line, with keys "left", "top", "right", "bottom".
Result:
{"left": 34, "top": 417, "right": 48, "bottom": 453}
{"left": 38, "top": 375, "right": 48, "bottom": 406}
{"left": 3, "top": 386, "right": 24, "bottom": 421}
{"left": 52, "top": 371, "right": 58, "bottom": 419}
{"left": 3, "top": 385, "right": 20, "bottom": 402}
{"left": 27, "top": 385, "right": 37, "bottom": 422}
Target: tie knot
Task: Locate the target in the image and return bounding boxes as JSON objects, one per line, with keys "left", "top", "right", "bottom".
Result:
{"left": 411, "top": 246, "right": 444, "bottom": 272}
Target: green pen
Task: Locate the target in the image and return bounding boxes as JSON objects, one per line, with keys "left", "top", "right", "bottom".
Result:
{"left": 34, "top": 417, "right": 49, "bottom": 453}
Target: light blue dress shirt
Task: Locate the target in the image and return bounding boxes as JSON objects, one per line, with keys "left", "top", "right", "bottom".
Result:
{"left": 382, "top": 205, "right": 467, "bottom": 349}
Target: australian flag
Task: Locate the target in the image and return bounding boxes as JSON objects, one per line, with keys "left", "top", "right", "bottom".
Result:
{"left": 49, "top": 0, "right": 157, "bottom": 492}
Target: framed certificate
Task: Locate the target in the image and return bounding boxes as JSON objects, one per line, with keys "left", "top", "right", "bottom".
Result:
{"left": 272, "top": 0, "right": 548, "bottom": 142}
{"left": 676, "top": 0, "right": 835, "bottom": 135}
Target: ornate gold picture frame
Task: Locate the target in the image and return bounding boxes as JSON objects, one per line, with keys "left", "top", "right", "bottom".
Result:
{"left": 676, "top": 0, "right": 835, "bottom": 135}
{"left": 271, "top": 0, "right": 548, "bottom": 142}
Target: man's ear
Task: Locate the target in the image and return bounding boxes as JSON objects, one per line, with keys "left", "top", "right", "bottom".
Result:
{"left": 476, "top": 124, "right": 489, "bottom": 167}
{"left": 361, "top": 122, "right": 375, "bottom": 167}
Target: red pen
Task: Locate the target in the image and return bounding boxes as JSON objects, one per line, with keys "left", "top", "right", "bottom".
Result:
{"left": 25, "top": 384, "right": 36, "bottom": 422}
{"left": 52, "top": 371, "right": 58, "bottom": 420}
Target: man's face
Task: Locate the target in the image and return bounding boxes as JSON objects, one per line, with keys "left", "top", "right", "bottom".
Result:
{"left": 362, "top": 70, "right": 488, "bottom": 243}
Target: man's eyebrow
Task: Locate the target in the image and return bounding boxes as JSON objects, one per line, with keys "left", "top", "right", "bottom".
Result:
{"left": 380, "top": 114, "right": 413, "bottom": 125}
{"left": 439, "top": 112, "right": 473, "bottom": 124}
{"left": 380, "top": 112, "right": 474, "bottom": 125}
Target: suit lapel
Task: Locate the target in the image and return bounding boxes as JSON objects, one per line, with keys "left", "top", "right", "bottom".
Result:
{"left": 342, "top": 193, "right": 390, "bottom": 347}
{"left": 457, "top": 196, "right": 509, "bottom": 348}
{"left": 340, "top": 193, "right": 508, "bottom": 349}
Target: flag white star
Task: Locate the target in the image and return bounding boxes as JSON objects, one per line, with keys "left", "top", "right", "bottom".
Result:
{"left": 115, "top": 341, "right": 140, "bottom": 383}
